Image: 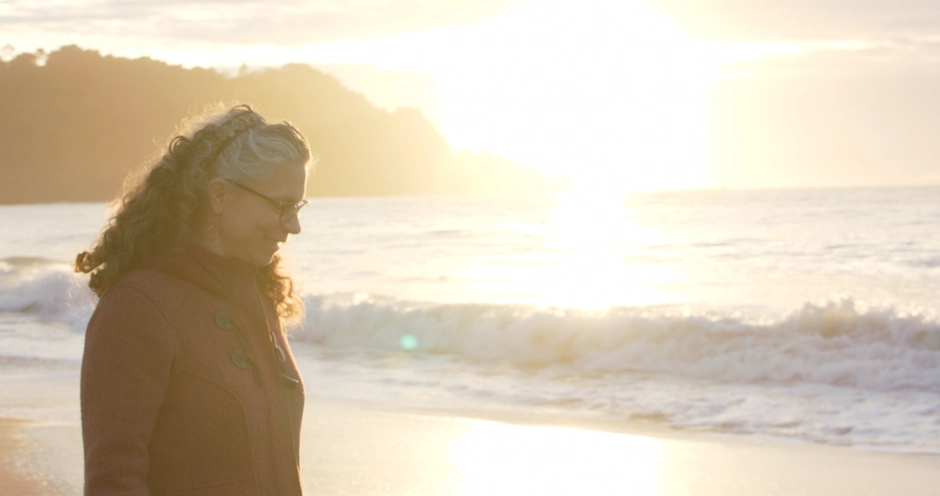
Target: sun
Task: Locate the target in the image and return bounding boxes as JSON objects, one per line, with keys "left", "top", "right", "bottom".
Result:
{"left": 424, "top": 0, "right": 721, "bottom": 192}
{"left": 293, "top": 0, "right": 788, "bottom": 193}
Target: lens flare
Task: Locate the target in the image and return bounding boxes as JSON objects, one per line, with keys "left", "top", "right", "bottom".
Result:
{"left": 400, "top": 334, "right": 419, "bottom": 351}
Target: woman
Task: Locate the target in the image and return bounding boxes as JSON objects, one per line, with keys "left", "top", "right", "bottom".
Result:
{"left": 76, "top": 105, "right": 313, "bottom": 495}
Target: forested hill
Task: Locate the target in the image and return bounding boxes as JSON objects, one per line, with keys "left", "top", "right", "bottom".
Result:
{"left": 0, "top": 46, "right": 561, "bottom": 203}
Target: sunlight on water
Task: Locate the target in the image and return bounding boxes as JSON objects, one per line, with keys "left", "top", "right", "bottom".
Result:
{"left": 460, "top": 186, "right": 684, "bottom": 310}
{"left": 452, "top": 421, "right": 662, "bottom": 496}
{"left": 537, "top": 186, "right": 684, "bottom": 309}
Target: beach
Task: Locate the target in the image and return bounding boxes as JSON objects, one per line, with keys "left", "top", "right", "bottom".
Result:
{"left": 3, "top": 356, "right": 940, "bottom": 496}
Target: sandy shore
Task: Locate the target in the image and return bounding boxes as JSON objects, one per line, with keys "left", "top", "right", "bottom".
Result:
{"left": 301, "top": 401, "right": 940, "bottom": 496}
{"left": 2, "top": 358, "right": 940, "bottom": 495}
{"left": 0, "top": 418, "right": 59, "bottom": 496}
{"left": 2, "top": 400, "right": 940, "bottom": 495}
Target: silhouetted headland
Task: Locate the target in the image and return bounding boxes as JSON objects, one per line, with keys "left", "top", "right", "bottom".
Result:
{"left": 0, "top": 46, "right": 564, "bottom": 204}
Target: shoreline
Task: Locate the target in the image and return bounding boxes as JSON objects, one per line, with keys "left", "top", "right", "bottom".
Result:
{"left": 354, "top": 398, "right": 940, "bottom": 458}
{"left": 1, "top": 399, "right": 939, "bottom": 495}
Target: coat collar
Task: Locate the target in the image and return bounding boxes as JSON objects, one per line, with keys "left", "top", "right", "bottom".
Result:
{"left": 144, "top": 244, "right": 258, "bottom": 298}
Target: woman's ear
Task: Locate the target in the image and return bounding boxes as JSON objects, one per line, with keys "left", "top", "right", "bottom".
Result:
{"left": 206, "top": 177, "right": 228, "bottom": 215}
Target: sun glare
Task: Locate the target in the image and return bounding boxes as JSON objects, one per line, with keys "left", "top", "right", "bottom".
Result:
{"left": 457, "top": 183, "right": 682, "bottom": 310}
{"left": 451, "top": 420, "right": 663, "bottom": 495}
{"left": 533, "top": 184, "right": 681, "bottom": 309}
{"left": 433, "top": 0, "right": 718, "bottom": 190}
{"left": 294, "top": 0, "right": 733, "bottom": 192}
{"left": 274, "top": 0, "right": 817, "bottom": 194}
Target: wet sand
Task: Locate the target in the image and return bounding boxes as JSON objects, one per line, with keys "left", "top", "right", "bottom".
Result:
{"left": 301, "top": 401, "right": 940, "bottom": 496}
{"left": 3, "top": 367, "right": 940, "bottom": 495}
{"left": 0, "top": 418, "right": 56, "bottom": 496}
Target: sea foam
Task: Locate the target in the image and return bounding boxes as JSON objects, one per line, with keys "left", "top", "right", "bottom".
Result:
{"left": 5, "top": 258, "right": 939, "bottom": 395}
{"left": 296, "top": 293, "right": 940, "bottom": 393}
{"left": 0, "top": 257, "right": 93, "bottom": 329}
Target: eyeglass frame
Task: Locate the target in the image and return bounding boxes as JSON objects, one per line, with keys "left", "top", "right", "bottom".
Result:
{"left": 226, "top": 179, "right": 309, "bottom": 225}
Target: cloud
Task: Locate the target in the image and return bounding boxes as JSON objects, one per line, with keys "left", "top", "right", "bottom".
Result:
{"left": 647, "top": 0, "right": 940, "bottom": 43}
{"left": 0, "top": 0, "right": 525, "bottom": 47}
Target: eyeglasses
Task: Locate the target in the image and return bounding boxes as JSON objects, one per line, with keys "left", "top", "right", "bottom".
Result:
{"left": 227, "top": 180, "right": 309, "bottom": 225}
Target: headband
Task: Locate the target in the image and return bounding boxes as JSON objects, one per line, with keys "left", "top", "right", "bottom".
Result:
{"left": 202, "top": 108, "right": 266, "bottom": 168}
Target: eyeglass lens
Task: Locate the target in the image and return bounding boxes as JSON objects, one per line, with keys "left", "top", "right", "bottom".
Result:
{"left": 279, "top": 201, "right": 308, "bottom": 224}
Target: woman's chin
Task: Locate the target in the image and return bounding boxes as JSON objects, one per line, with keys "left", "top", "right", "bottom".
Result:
{"left": 254, "top": 245, "right": 280, "bottom": 266}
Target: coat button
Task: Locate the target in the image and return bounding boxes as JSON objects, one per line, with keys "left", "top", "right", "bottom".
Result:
{"left": 214, "top": 310, "right": 233, "bottom": 330}
{"left": 273, "top": 343, "right": 287, "bottom": 364}
{"left": 230, "top": 348, "right": 249, "bottom": 369}
{"left": 282, "top": 373, "right": 300, "bottom": 389}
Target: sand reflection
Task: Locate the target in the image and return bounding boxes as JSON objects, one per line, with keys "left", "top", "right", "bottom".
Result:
{"left": 451, "top": 420, "right": 662, "bottom": 496}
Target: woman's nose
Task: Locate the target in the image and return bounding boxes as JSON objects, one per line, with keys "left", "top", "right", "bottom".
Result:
{"left": 282, "top": 213, "right": 302, "bottom": 235}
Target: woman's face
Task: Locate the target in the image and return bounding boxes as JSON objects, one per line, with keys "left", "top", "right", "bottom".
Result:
{"left": 214, "top": 164, "right": 307, "bottom": 266}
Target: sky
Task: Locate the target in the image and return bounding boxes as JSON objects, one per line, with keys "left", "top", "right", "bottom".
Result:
{"left": 4, "top": 0, "right": 940, "bottom": 191}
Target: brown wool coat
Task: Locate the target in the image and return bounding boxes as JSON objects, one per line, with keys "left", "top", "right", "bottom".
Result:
{"left": 81, "top": 245, "right": 305, "bottom": 495}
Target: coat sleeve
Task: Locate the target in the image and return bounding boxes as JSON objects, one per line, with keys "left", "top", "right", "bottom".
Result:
{"left": 81, "top": 286, "right": 179, "bottom": 495}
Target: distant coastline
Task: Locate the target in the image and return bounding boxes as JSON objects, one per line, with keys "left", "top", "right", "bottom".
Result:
{"left": 0, "top": 46, "right": 565, "bottom": 204}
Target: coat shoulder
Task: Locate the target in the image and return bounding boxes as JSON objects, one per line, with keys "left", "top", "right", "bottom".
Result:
{"left": 109, "top": 268, "right": 196, "bottom": 311}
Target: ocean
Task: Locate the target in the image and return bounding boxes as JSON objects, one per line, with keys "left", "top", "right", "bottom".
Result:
{"left": 2, "top": 187, "right": 939, "bottom": 456}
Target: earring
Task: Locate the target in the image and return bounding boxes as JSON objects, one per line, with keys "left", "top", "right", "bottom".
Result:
{"left": 206, "top": 214, "right": 220, "bottom": 245}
